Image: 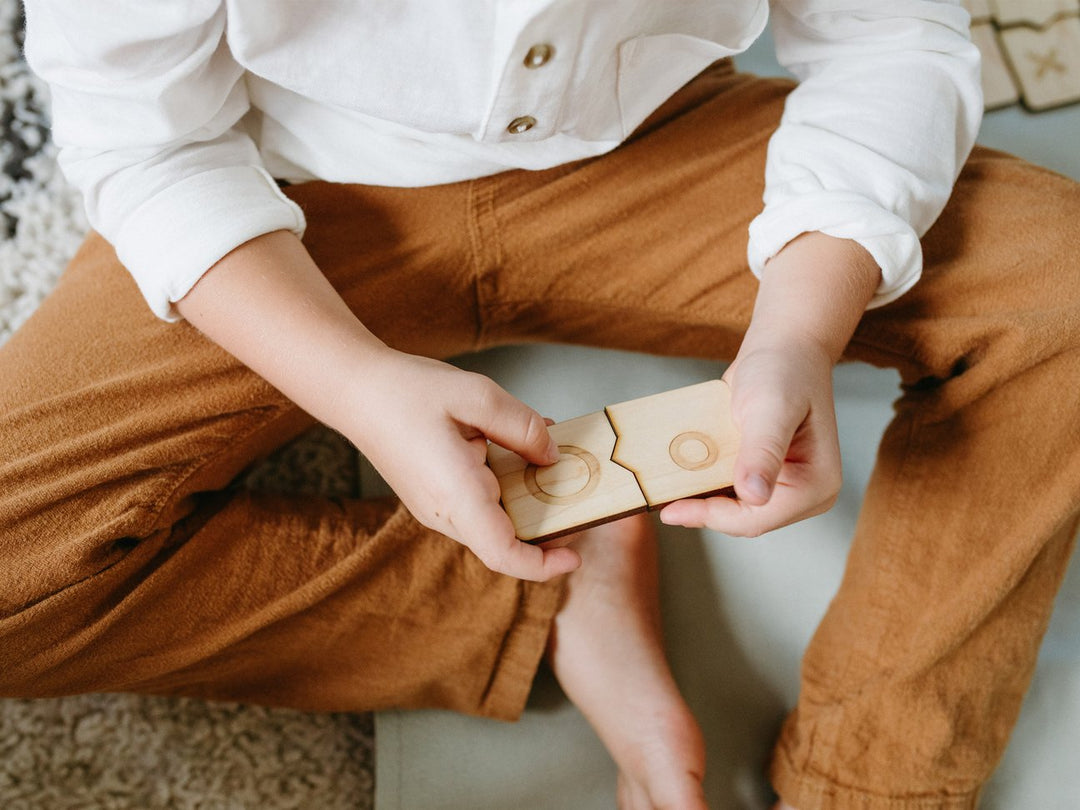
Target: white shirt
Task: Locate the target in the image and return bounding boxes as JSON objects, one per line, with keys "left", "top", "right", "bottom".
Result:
{"left": 24, "top": 0, "right": 981, "bottom": 321}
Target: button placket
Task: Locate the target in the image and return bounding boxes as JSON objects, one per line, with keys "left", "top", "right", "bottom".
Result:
{"left": 479, "top": 3, "right": 586, "bottom": 143}
{"left": 506, "top": 115, "right": 538, "bottom": 134}
{"left": 523, "top": 43, "right": 555, "bottom": 69}
{"left": 506, "top": 42, "right": 556, "bottom": 135}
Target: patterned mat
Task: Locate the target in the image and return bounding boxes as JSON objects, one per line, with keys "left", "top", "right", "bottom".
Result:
{"left": 0, "top": 3, "right": 375, "bottom": 808}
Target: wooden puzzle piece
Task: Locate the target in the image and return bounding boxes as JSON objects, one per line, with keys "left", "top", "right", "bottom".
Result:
{"left": 990, "top": 0, "right": 1078, "bottom": 28}
{"left": 962, "top": 0, "right": 1080, "bottom": 112}
{"left": 487, "top": 380, "right": 740, "bottom": 543}
{"left": 487, "top": 410, "right": 647, "bottom": 542}
{"left": 999, "top": 15, "right": 1080, "bottom": 110}
{"left": 606, "top": 379, "right": 738, "bottom": 508}
{"left": 971, "top": 23, "right": 1022, "bottom": 108}
{"left": 961, "top": 0, "right": 994, "bottom": 24}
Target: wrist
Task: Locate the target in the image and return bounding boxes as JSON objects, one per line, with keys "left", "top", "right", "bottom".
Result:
{"left": 748, "top": 232, "right": 881, "bottom": 363}
{"left": 177, "top": 230, "right": 392, "bottom": 430}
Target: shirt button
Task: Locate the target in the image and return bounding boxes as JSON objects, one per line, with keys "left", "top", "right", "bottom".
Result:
{"left": 507, "top": 115, "right": 537, "bottom": 134}
{"left": 523, "top": 43, "right": 554, "bottom": 69}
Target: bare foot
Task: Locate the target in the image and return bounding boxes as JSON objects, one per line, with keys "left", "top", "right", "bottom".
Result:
{"left": 545, "top": 514, "right": 707, "bottom": 810}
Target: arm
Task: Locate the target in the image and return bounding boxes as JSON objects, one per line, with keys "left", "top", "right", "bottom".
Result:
{"left": 27, "top": 3, "right": 574, "bottom": 580}
{"left": 23, "top": 0, "right": 304, "bottom": 320}
{"left": 161, "top": 222, "right": 874, "bottom": 558}
{"left": 662, "top": 1, "right": 979, "bottom": 534}
{"left": 660, "top": 232, "right": 879, "bottom": 535}
{"left": 748, "top": 0, "right": 982, "bottom": 308}
{"left": 177, "top": 230, "right": 580, "bottom": 581}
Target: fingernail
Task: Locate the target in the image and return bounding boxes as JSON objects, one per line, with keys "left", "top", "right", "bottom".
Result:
{"left": 746, "top": 474, "right": 771, "bottom": 502}
{"left": 546, "top": 442, "right": 561, "bottom": 464}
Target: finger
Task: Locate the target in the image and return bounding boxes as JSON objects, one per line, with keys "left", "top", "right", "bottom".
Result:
{"left": 461, "top": 379, "right": 559, "bottom": 466}
{"left": 731, "top": 392, "right": 804, "bottom": 506}
{"left": 537, "top": 533, "right": 577, "bottom": 550}
{"left": 454, "top": 493, "right": 581, "bottom": 581}
{"left": 659, "top": 484, "right": 827, "bottom": 537}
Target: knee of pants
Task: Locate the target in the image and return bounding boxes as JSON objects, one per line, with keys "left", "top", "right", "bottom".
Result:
{"left": 856, "top": 158, "right": 1080, "bottom": 403}
{"left": 0, "top": 451, "right": 168, "bottom": 620}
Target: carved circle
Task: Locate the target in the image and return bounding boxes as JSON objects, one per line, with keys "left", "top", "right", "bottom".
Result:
{"left": 668, "top": 431, "right": 719, "bottom": 471}
{"left": 524, "top": 445, "right": 602, "bottom": 505}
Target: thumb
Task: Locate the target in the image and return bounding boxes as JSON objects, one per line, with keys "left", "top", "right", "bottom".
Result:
{"left": 732, "top": 393, "right": 802, "bottom": 506}
{"left": 467, "top": 380, "right": 560, "bottom": 466}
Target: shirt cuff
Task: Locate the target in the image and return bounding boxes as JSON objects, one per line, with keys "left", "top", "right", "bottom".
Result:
{"left": 113, "top": 165, "right": 306, "bottom": 321}
{"left": 747, "top": 191, "right": 923, "bottom": 310}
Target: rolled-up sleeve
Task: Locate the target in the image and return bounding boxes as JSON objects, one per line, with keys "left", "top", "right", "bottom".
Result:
{"left": 748, "top": 0, "right": 982, "bottom": 308}
{"left": 24, "top": 0, "right": 305, "bottom": 320}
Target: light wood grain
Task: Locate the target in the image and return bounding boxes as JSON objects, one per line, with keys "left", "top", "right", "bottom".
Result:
{"left": 961, "top": 0, "right": 994, "bottom": 23}
{"left": 607, "top": 379, "right": 739, "bottom": 508}
{"left": 972, "top": 23, "right": 1021, "bottom": 109}
{"left": 1000, "top": 16, "right": 1080, "bottom": 110}
{"left": 990, "top": 0, "right": 1077, "bottom": 28}
{"left": 488, "top": 379, "right": 741, "bottom": 542}
{"left": 487, "top": 410, "right": 647, "bottom": 542}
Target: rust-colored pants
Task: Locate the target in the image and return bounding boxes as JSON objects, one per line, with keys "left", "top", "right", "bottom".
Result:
{"left": 2, "top": 64, "right": 1079, "bottom": 809}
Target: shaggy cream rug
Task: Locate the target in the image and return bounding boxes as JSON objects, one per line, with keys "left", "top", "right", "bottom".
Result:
{"left": 0, "top": 4, "right": 376, "bottom": 807}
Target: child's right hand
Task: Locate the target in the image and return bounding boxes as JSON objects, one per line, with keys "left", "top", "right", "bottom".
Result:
{"left": 176, "top": 231, "right": 580, "bottom": 582}
{"left": 347, "top": 351, "right": 583, "bottom": 582}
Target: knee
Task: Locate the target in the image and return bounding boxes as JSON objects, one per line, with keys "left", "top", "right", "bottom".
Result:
{"left": 861, "top": 158, "right": 1080, "bottom": 389}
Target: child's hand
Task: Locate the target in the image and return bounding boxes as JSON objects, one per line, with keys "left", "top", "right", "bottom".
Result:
{"left": 176, "top": 232, "right": 579, "bottom": 582}
{"left": 659, "top": 231, "right": 881, "bottom": 537}
{"left": 659, "top": 339, "right": 842, "bottom": 536}
{"left": 351, "top": 351, "right": 583, "bottom": 581}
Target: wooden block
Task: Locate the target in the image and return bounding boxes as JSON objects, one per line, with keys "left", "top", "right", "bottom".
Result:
{"left": 606, "top": 379, "right": 738, "bottom": 508}
{"left": 487, "top": 379, "right": 740, "bottom": 542}
{"left": 971, "top": 22, "right": 1021, "bottom": 109}
{"left": 487, "top": 410, "right": 647, "bottom": 543}
{"left": 999, "top": 15, "right": 1080, "bottom": 110}
{"left": 990, "top": 0, "right": 1078, "bottom": 28}
{"left": 962, "top": 0, "right": 994, "bottom": 24}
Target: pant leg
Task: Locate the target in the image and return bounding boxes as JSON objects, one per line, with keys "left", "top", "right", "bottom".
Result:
{"left": 769, "top": 151, "right": 1080, "bottom": 810}
{"left": 468, "top": 65, "right": 1080, "bottom": 807}
{"left": 0, "top": 191, "right": 562, "bottom": 721}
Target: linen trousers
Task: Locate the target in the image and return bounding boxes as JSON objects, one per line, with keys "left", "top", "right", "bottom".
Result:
{"left": 2, "top": 63, "right": 1078, "bottom": 809}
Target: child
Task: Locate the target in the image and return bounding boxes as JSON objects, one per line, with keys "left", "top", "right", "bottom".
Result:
{"left": 3, "top": 1, "right": 1078, "bottom": 807}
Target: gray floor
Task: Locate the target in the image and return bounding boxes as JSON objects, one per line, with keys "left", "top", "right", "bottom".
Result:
{"left": 377, "top": 29, "right": 1080, "bottom": 810}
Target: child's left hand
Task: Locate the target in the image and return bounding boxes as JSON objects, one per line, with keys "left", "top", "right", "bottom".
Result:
{"left": 659, "top": 231, "right": 881, "bottom": 537}
{"left": 659, "top": 337, "right": 842, "bottom": 536}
